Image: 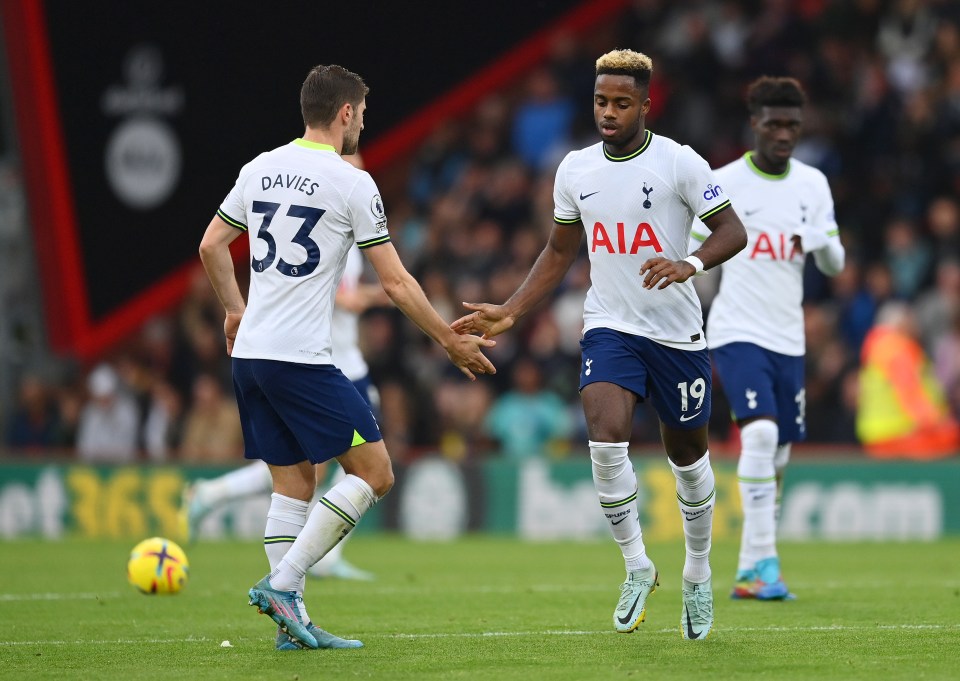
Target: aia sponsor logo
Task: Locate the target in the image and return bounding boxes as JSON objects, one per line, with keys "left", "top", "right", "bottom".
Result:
{"left": 750, "top": 232, "right": 802, "bottom": 261}
{"left": 591, "top": 221, "right": 663, "bottom": 254}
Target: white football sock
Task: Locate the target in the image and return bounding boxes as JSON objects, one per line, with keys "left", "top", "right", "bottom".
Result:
{"left": 270, "top": 474, "right": 377, "bottom": 592}
{"left": 590, "top": 441, "right": 651, "bottom": 572}
{"left": 737, "top": 420, "right": 779, "bottom": 572}
{"left": 671, "top": 452, "right": 715, "bottom": 584}
{"left": 195, "top": 461, "right": 272, "bottom": 507}
{"left": 263, "top": 493, "right": 310, "bottom": 622}
{"left": 773, "top": 442, "right": 791, "bottom": 526}
{"left": 309, "top": 467, "right": 348, "bottom": 573}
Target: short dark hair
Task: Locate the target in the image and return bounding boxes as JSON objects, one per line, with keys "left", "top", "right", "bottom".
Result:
{"left": 595, "top": 49, "right": 652, "bottom": 89}
{"left": 746, "top": 76, "right": 806, "bottom": 115}
{"left": 300, "top": 65, "right": 369, "bottom": 128}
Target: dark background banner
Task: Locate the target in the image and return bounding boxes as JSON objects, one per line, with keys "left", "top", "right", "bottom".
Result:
{"left": 42, "top": 0, "right": 584, "bottom": 322}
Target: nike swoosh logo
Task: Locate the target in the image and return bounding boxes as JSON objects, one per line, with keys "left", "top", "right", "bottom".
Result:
{"left": 611, "top": 516, "right": 629, "bottom": 525}
{"left": 685, "top": 609, "right": 702, "bottom": 639}
{"left": 579, "top": 191, "right": 600, "bottom": 200}
{"left": 743, "top": 208, "right": 761, "bottom": 216}
{"left": 679, "top": 412, "right": 702, "bottom": 422}
{"left": 617, "top": 594, "right": 641, "bottom": 625}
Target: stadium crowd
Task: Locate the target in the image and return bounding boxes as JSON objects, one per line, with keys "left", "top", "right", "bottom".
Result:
{"left": 5, "top": 0, "right": 960, "bottom": 463}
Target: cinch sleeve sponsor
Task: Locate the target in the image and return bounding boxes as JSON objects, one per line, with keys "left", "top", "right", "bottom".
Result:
{"left": 676, "top": 145, "right": 731, "bottom": 222}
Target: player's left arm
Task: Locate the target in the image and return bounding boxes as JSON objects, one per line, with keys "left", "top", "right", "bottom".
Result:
{"left": 199, "top": 215, "right": 247, "bottom": 355}
{"left": 642, "top": 202, "right": 747, "bottom": 290}
{"left": 642, "top": 148, "right": 747, "bottom": 290}
{"left": 335, "top": 283, "right": 391, "bottom": 313}
{"left": 794, "top": 177, "right": 845, "bottom": 276}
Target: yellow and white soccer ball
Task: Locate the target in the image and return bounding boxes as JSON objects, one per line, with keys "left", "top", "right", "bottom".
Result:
{"left": 127, "top": 537, "right": 189, "bottom": 595}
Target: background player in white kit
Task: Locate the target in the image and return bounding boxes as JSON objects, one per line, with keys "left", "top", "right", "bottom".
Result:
{"left": 182, "top": 244, "right": 386, "bottom": 583}
{"left": 690, "top": 77, "right": 844, "bottom": 600}
{"left": 453, "top": 50, "right": 746, "bottom": 640}
{"left": 199, "top": 64, "right": 495, "bottom": 650}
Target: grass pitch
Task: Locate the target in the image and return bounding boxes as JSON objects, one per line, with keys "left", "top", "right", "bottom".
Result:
{"left": 1, "top": 536, "right": 958, "bottom": 680}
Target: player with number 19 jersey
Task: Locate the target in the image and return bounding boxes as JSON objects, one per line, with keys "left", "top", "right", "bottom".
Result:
{"left": 216, "top": 138, "right": 389, "bottom": 365}
{"left": 554, "top": 130, "right": 731, "bottom": 350}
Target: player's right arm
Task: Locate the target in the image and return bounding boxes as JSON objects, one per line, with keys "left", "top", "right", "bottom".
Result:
{"left": 453, "top": 222, "right": 583, "bottom": 338}
{"left": 198, "top": 215, "right": 246, "bottom": 355}
{"left": 362, "top": 241, "right": 496, "bottom": 381}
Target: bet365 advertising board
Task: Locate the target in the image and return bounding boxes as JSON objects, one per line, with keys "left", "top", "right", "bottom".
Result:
{"left": 0, "top": 458, "right": 957, "bottom": 541}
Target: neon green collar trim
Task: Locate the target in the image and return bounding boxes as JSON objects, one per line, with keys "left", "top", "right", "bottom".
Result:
{"left": 744, "top": 151, "right": 790, "bottom": 179}
{"left": 293, "top": 138, "right": 336, "bottom": 152}
{"left": 603, "top": 129, "right": 653, "bottom": 162}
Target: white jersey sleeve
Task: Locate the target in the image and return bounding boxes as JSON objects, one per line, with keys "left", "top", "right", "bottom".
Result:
{"left": 796, "top": 173, "right": 844, "bottom": 276}
{"left": 346, "top": 173, "right": 390, "bottom": 250}
{"left": 675, "top": 145, "right": 732, "bottom": 224}
{"left": 553, "top": 153, "right": 580, "bottom": 225}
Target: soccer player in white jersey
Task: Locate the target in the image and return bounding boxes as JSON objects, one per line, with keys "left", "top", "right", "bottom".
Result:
{"left": 453, "top": 50, "right": 747, "bottom": 640}
{"left": 181, "top": 243, "right": 386, "bottom": 583}
{"left": 199, "top": 64, "right": 496, "bottom": 650}
{"left": 690, "top": 77, "right": 844, "bottom": 601}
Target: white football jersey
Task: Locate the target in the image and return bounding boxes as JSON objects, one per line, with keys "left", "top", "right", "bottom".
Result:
{"left": 554, "top": 131, "right": 731, "bottom": 349}
{"left": 331, "top": 245, "right": 369, "bottom": 381}
{"left": 217, "top": 139, "right": 389, "bottom": 364}
{"left": 691, "top": 153, "right": 841, "bottom": 356}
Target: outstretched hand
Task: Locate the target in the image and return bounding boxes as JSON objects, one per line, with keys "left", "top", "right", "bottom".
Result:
{"left": 451, "top": 302, "right": 516, "bottom": 339}
{"left": 640, "top": 258, "right": 697, "bottom": 290}
{"left": 445, "top": 333, "right": 497, "bottom": 381}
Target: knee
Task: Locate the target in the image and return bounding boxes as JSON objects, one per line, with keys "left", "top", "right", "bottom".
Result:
{"left": 367, "top": 461, "right": 394, "bottom": 498}
{"left": 740, "top": 420, "right": 779, "bottom": 457}
{"left": 274, "top": 475, "right": 315, "bottom": 502}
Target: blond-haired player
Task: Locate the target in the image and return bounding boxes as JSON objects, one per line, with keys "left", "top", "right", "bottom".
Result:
{"left": 454, "top": 49, "right": 747, "bottom": 640}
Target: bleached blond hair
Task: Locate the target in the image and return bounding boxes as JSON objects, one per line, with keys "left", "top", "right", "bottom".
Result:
{"left": 595, "top": 49, "right": 653, "bottom": 88}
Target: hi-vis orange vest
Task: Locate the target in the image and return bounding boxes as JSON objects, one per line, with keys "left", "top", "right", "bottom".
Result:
{"left": 856, "top": 325, "right": 960, "bottom": 458}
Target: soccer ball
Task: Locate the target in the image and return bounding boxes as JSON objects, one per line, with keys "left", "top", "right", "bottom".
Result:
{"left": 127, "top": 537, "right": 189, "bottom": 595}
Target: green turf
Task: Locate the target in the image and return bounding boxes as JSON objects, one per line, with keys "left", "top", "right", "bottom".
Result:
{"left": 1, "top": 536, "right": 958, "bottom": 680}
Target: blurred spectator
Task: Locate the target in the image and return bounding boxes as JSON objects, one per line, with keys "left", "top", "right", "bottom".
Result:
{"left": 876, "top": 0, "right": 938, "bottom": 96}
{"left": 856, "top": 302, "right": 960, "bottom": 458}
{"left": 484, "top": 355, "right": 573, "bottom": 460}
{"left": 836, "top": 261, "right": 895, "bottom": 352}
{"left": 143, "top": 380, "right": 184, "bottom": 462}
{"left": 53, "top": 385, "right": 82, "bottom": 449}
{"left": 804, "top": 304, "right": 857, "bottom": 443}
{"left": 178, "top": 373, "right": 243, "bottom": 464}
{"left": 5, "top": 374, "right": 59, "bottom": 452}
{"left": 511, "top": 67, "right": 575, "bottom": 172}
{"left": 926, "top": 195, "right": 960, "bottom": 259}
{"left": 883, "top": 217, "right": 933, "bottom": 299}
{"left": 914, "top": 258, "right": 960, "bottom": 355}
{"left": 432, "top": 378, "right": 493, "bottom": 461}
{"left": 934, "top": 310, "right": 960, "bottom": 419}
{"left": 76, "top": 363, "right": 140, "bottom": 463}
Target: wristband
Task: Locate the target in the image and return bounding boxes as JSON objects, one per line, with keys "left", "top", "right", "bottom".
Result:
{"left": 683, "top": 255, "right": 706, "bottom": 277}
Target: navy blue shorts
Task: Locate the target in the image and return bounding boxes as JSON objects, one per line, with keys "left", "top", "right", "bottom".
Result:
{"left": 232, "top": 358, "right": 382, "bottom": 466}
{"left": 579, "top": 328, "right": 711, "bottom": 430}
{"left": 711, "top": 342, "right": 806, "bottom": 443}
